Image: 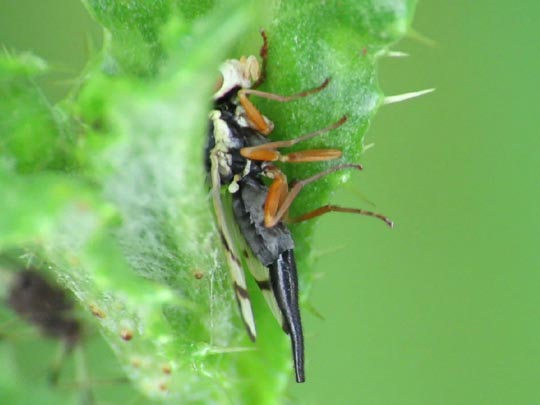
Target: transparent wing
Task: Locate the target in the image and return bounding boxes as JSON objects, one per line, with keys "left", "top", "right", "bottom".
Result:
{"left": 242, "top": 245, "right": 286, "bottom": 331}
{"left": 210, "top": 154, "right": 256, "bottom": 340}
{"left": 221, "top": 193, "right": 286, "bottom": 331}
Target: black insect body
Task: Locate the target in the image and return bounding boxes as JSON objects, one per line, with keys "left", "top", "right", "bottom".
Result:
{"left": 207, "top": 33, "right": 393, "bottom": 383}
{"left": 231, "top": 175, "right": 304, "bottom": 378}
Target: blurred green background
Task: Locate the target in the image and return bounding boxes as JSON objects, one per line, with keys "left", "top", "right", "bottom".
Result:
{"left": 1, "top": 0, "right": 539, "bottom": 404}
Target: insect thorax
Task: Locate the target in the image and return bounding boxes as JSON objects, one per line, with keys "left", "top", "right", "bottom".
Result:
{"left": 207, "top": 100, "right": 267, "bottom": 188}
{"left": 207, "top": 98, "right": 295, "bottom": 264}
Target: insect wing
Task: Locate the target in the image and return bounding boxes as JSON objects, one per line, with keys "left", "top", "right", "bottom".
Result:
{"left": 209, "top": 154, "right": 257, "bottom": 340}
{"left": 223, "top": 195, "right": 286, "bottom": 330}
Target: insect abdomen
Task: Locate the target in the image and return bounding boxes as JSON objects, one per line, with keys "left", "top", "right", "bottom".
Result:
{"left": 269, "top": 250, "right": 304, "bottom": 383}
{"left": 231, "top": 176, "right": 305, "bottom": 382}
{"left": 231, "top": 176, "right": 294, "bottom": 266}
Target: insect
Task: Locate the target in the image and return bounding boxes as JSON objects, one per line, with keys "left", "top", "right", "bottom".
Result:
{"left": 3, "top": 266, "right": 131, "bottom": 402}
{"left": 206, "top": 31, "right": 393, "bottom": 383}
{"left": 6, "top": 269, "right": 82, "bottom": 384}
{"left": 7, "top": 269, "right": 81, "bottom": 350}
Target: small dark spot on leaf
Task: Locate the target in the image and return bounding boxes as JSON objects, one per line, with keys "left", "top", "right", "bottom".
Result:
{"left": 120, "top": 330, "right": 133, "bottom": 341}
{"left": 193, "top": 270, "right": 204, "bottom": 280}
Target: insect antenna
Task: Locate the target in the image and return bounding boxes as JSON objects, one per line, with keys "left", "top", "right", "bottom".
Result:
{"left": 252, "top": 29, "right": 269, "bottom": 89}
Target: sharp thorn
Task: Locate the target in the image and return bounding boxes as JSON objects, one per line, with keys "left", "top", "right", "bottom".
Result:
{"left": 383, "top": 88, "right": 435, "bottom": 105}
{"left": 386, "top": 51, "right": 410, "bottom": 58}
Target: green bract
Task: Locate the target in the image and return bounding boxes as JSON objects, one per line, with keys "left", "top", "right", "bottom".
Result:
{"left": 0, "top": 0, "right": 416, "bottom": 402}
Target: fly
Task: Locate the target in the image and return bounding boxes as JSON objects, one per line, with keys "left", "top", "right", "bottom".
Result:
{"left": 7, "top": 269, "right": 82, "bottom": 353}
{"left": 5, "top": 267, "right": 87, "bottom": 392}
{"left": 206, "top": 31, "right": 393, "bottom": 383}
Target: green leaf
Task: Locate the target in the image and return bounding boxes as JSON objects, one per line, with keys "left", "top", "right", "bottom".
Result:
{"left": 0, "top": 53, "right": 75, "bottom": 173}
{"left": 81, "top": 0, "right": 171, "bottom": 76}
{"left": 0, "top": 0, "right": 416, "bottom": 402}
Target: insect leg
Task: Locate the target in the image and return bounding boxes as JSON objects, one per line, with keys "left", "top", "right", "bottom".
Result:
{"left": 241, "top": 147, "right": 342, "bottom": 163}
{"left": 237, "top": 92, "right": 274, "bottom": 135}
{"left": 279, "top": 149, "right": 342, "bottom": 163}
{"left": 237, "top": 79, "right": 331, "bottom": 136}
{"left": 263, "top": 164, "right": 363, "bottom": 228}
{"left": 290, "top": 205, "right": 394, "bottom": 227}
{"left": 240, "top": 77, "right": 330, "bottom": 103}
{"left": 263, "top": 168, "right": 289, "bottom": 227}
{"left": 240, "top": 116, "right": 347, "bottom": 161}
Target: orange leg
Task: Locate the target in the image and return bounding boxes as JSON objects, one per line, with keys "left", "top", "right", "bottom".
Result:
{"left": 264, "top": 168, "right": 289, "bottom": 225}
{"left": 238, "top": 92, "right": 274, "bottom": 135}
{"left": 290, "top": 205, "right": 394, "bottom": 228}
{"left": 238, "top": 78, "right": 332, "bottom": 136}
{"left": 240, "top": 116, "right": 347, "bottom": 161}
{"left": 263, "top": 164, "right": 363, "bottom": 228}
{"left": 241, "top": 148, "right": 342, "bottom": 163}
{"left": 240, "top": 77, "right": 329, "bottom": 105}
{"left": 281, "top": 149, "right": 342, "bottom": 163}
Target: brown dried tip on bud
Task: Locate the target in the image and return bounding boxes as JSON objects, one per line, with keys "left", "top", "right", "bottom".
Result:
{"left": 120, "top": 330, "right": 133, "bottom": 341}
{"left": 159, "top": 382, "right": 168, "bottom": 392}
{"left": 89, "top": 303, "right": 106, "bottom": 319}
{"left": 162, "top": 364, "right": 172, "bottom": 374}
